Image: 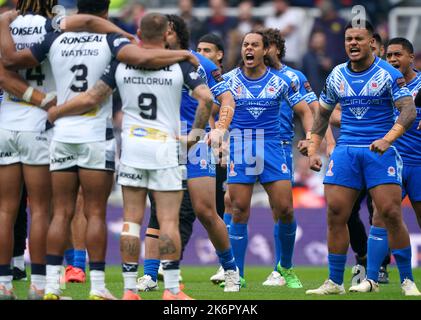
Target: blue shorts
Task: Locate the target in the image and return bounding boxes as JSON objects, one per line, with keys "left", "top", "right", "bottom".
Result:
{"left": 227, "top": 139, "right": 290, "bottom": 184}
{"left": 281, "top": 142, "right": 294, "bottom": 182}
{"left": 323, "top": 145, "right": 402, "bottom": 190}
{"left": 186, "top": 141, "right": 215, "bottom": 179}
{"left": 401, "top": 164, "right": 421, "bottom": 202}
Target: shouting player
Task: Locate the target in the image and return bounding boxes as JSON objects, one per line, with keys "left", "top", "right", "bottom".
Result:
{"left": 306, "top": 20, "right": 420, "bottom": 296}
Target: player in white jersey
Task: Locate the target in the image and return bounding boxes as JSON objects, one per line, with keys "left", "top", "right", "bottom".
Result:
{"left": 0, "top": 0, "right": 199, "bottom": 300}
{"left": 0, "top": 1, "right": 59, "bottom": 300}
{"left": 47, "top": 12, "right": 213, "bottom": 301}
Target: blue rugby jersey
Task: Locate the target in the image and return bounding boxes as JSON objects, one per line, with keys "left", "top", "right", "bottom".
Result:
{"left": 320, "top": 56, "right": 412, "bottom": 146}
{"left": 180, "top": 51, "right": 229, "bottom": 134}
{"left": 279, "top": 65, "right": 318, "bottom": 142}
{"left": 223, "top": 66, "right": 304, "bottom": 140}
{"left": 394, "top": 71, "right": 421, "bottom": 166}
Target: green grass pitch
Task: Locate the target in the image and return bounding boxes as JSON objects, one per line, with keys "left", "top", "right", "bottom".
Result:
{"left": 12, "top": 266, "right": 421, "bottom": 300}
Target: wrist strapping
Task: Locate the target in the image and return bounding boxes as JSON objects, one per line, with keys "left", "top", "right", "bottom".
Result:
{"left": 40, "top": 91, "right": 57, "bottom": 109}
{"left": 306, "top": 131, "right": 312, "bottom": 140}
{"left": 216, "top": 105, "right": 234, "bottom": 130}
{"left": 22, "top": 86, "right": 34, "bottom": 103}
{"left": 307, "top": 133, "right": 323, "bottom": 157}
{"left": 383, "top": 123, "right": 405, "bottom": 144}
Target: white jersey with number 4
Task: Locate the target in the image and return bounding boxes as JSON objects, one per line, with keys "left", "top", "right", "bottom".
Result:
{"left": 0, "top": 14, "right": 55, "bottom": 132}
{"left": 101, "top": 59, "right": 205, "bottom": 169}
{"left": 30, "top": 31, "right": 130, "bottom": 143}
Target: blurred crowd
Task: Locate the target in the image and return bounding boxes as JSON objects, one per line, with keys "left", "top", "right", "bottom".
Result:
{"left": 1, "top": 0, "right": 420, "bottom": 206}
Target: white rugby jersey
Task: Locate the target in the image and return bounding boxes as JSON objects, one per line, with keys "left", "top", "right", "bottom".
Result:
{"left": 101, "top": 59, "right": 205, "bottom": 169}
{"left": 0, "top": 14, "right": 55, "bottom": 132}
{"left": 30, "top": 31, "right": 130, "bottom": 143}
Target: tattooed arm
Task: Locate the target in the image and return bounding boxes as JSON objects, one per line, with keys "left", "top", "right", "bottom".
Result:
{"left": 370, "top": 96, "right": 416, "bottom": 154}
{"left": 187, "top": 84, "right": 213, "bottom": 149}
{"left": 308, "top": 105, "right": 334, "bottom": 171}
{"left": 47, "top": 80, "right": 112, "bottom": 123}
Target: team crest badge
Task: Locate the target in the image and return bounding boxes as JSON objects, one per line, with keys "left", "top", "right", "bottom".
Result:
{"left": 247, "top": 107, "right": 265, "bottom": 119}
{"left": 371, "top": 81, "right": 378, "bottom": 88}
{"left": 326, "top": 160, "right": 334, "bottom": 177}
{"left": 229, "top": 161, "right": 237, "bottom": 177}
{"left": 200, "top": 159, "right": 207, "bottom": 169}
{"left": 339, "top": 81, "right": 345, "bottom": 93}
{"left": 387, "top": 166, "right": 396, "bottom": 177}
{"left": 281, "top": 163, "right": 289, "bottom": 174}
{"left": 350, "top": 107, "right": 369, "bottom": 120}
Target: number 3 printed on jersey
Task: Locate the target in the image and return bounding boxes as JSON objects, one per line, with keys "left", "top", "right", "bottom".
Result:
{"left": 70, "top": 64, "right": 88, "bottom": 92}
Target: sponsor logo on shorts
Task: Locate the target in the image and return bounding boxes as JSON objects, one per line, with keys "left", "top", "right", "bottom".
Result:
{"left": 200, "top": 159, "right": 207, "bottom": 169}
{"left": 51, "top": 155, "right": 75, "bottom": 164}
{"left": 119, "top": 172, "right": 142, "bottom": 180}
{"left": 0, "top": 152, "right": 12, "bottom": 158}
{"left": 281, "top": 163, "right": 289, "bottom": 174}
{"left": 388, "top": 166, "right": 396, "bottom": 177}
{"left": 229, "top": 161, "right": 237, "bottom": 177}
{"left": 326, "top": 160, "right": 334, "bottom": 177}
{"left": 35, "top": 136, "right": 48, "bottom": 142}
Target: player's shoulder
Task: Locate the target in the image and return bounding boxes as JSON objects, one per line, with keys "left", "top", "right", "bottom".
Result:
{"left": 375, "top": 58, "right": 402, "bottom": 78}
{"left": 193, "top": 51, "right": 218, "bottom": 72}
{"left": 269, "top": 67, "right": 293, "bottom": 84}
{"left": 222, "top": 67, "right": 241, "bottom": 80}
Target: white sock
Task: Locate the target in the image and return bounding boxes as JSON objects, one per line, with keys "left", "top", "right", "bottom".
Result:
{"left": 46, "top": 265, "right": 61, "bottom": 294}
{"left": 31, "top": 274, "right": 46, "bottom": 290}
{"left": 12, "top": 255, "right": 25, "bottom": 270}
{"left": 123, "top": 272, "right": 138, "bottom": 292}
{"left": 0, "top": 276, "right": 13, "bottom": 290}
{"left": 90, "top": 270, "right": 105, "bottom": 292}
{"left": 163, "top": 269, "right": 180, "bottom": 294}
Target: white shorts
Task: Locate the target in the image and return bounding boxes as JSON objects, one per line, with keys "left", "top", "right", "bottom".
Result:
{"left": 50, "top": 139, "right": 116, "bottom": 172}
{"left": 0, "top": 128, "right": 51, "bottom": 165}
{"left": 117, "top": 163, "right": 186, "bottom": 191}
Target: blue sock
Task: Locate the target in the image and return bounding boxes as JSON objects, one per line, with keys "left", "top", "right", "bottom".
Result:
{"left": 273, "top": 223, "right": 281, "bottom": 271}
{"left": 144, "top": 259, "right": 160, "bottom": 282}
{"left": 392, "top": 246, "right": 413, "bottom": 283}
{"left": 73, "top": 250, "right": 86, "bottom": 271}
{"left": 278, "top": 219, "right": 297, "bottom": 269}
{"left": 64, "top": 249, "right": 74, "bottom": 266}
{"left": 216, "top": 248, "right": 237, "bottom": 271}
{"left": 367, "top": 226, "right": 389, "bottom": 282}
{"left": 328, "top": 253, "right": 347, "bottom": 285}
{"left": 223, "top": 213, "right": 232, "bottom": 231}
{"left": 229, "top": 223, "right": 248, "bottom": 278}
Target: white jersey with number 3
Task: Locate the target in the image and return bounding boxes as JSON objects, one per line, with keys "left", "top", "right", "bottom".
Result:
{"left": 30, "top": 31, "right": 130, "bottom": 143}
{"left": 101, "top": 59, "right": 205, "bottom": 169}
{"left": 0, "top": 14, "right": 55, "bottom": 132}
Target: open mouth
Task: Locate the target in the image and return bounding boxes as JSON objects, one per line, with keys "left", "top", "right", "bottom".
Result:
{"left": 245, "top": 53, "right": 254, "bottom": 62}
{"left": 349, "top": 47, "right": 360, "bottom": 57}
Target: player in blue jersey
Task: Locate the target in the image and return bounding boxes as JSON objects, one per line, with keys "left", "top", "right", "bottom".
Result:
{"left": 138, "top": 15, "right": 241, "bottom": 293}
{"left": 349, "top": 37, "right": 421, "bottom": 294}
{"left": 306, "top": 20, "right": 420, "bottom": 296}
{"left": 259, "top": 28, "right": 316, "bottom": 288}
{"left": 222, "top": 30, "right": 307, "bottom": 284}
{"left": 326, "top": 33, "right": 392, "bottom": 286}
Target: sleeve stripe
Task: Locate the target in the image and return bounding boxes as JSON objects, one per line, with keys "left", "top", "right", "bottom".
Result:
{"left": 319, "top": 99, "right": 335, "bottom": 111}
